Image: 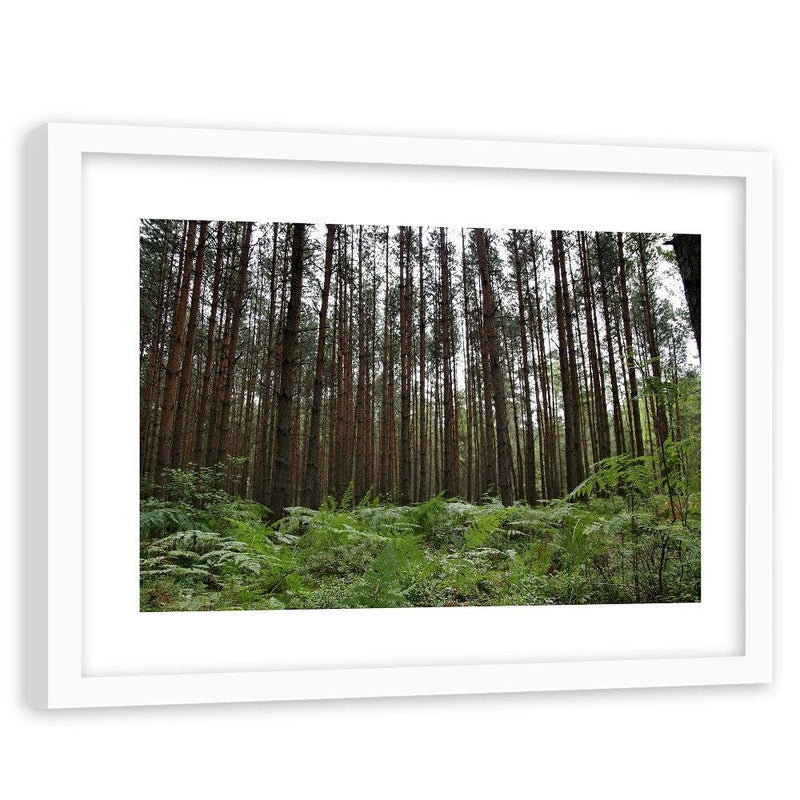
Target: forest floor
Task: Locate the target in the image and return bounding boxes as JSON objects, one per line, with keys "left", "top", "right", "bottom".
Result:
{"left": 140, "top": 484, "right": 701, "bottom": 611}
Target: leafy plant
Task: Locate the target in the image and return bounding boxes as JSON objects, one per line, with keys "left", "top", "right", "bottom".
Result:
{"left": 140, "top": 485, "right": 701, "bottom": 611}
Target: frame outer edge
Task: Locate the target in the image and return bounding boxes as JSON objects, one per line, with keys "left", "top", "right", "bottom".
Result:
{"left": 25, "top": 124, "right": 49, "bottom": 708}
{"left": 742, "top": 153, "right": 773, "bottom": 684}
{"left": 760, "top": 153, "right": 773, "bottom": 683}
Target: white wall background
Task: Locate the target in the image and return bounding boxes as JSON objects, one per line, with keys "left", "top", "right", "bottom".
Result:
{"left": 2, "top": 2, "right": 795, "bottom": 797}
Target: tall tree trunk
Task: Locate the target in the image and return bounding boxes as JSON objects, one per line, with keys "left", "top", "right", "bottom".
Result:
{"left": 172, "top": 220, "right": 208, "bottom": 468}
{"left": 528, "top": 232, "right": 557, "bottom": 497}
{"left": 269, "top": 223, "right": 305, "bottom": 519}
{"left": 216, "top": 223, "right": 253, "bottom": 465}
{"left": 140, "top": 223, "right": 172, "bottom": 473}
{"left": 617, "top": 232, "right": 645, "bottom": 457}
{"left": 266, "top": 230, "right": 292, "bottom": 495}
{"left": 207, "top": 224, "right": 239, "bottom": 467}
{"left": 194, "top": 222, "right": 225, "bottom": 468}
{"left": 559, "top": 233, "right": 586, "bottom": 486}
{"left": 570, "top": 258, "right": 594, "bottom": 476}
{"left": 552, "top": 230, "right": 582, "bottom": 491}
{"left": 511, "top": 230, "right": 538, "bottom": 503}
{"left": 353, "top": 225, "right": 369, "bottom": 504}
{"left": 326, "top": 242, "right": 340, "bottom": 499}
{"left": 156, "top": 220, "right": 197, "bottom": 485}
{"left": 578, "top": 231, "right": 610, "bottom": 461}
{"left": 399, "top": 227, "right": 413, "bottom": 503}
{"left": 636, "top": 234, "right": 669, "bottom": 446}
{"left": 670, "top": 233, "right": 701, "bottom": 357}
{"left": 302, "top": 224, "right": 336, "bottom": 507}
{"left": 333, "top": 227, "right": 352, "bottom": 501}
{"left": 460, "top": 229, "right": 476, "bottom": 502}
{"left": 418, "top": 226, "right": 428, "bottom": 501}
{"left": 252, "top": 223, "right": 280, "bottom": 503}
{"left": 379, "top": 227, "right": 393, "bottom": 500}
{"left": 439, "top": 227, "right": 457, "bottom": 497}
{"left": 368, "top": 228, "right": 379, "bottom": 492}
{"left": 595, "top": 232, "right": 626, "bottom": 455}
{"left": 501, "top": 323, "right": 522, "bottom": 497}
{"left": 474, "top": 231, "right": 497, "bottom": 495}
{"left": 475, "top": 228, "right": 514, "bottom": 505}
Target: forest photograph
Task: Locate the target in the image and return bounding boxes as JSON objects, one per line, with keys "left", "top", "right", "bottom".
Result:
{"left": 139, "top": 219, "right": 701, "bottom": 612}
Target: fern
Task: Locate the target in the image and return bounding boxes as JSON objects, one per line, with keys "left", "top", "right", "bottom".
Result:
{"left": 141, "top": 492, "right": 700, "bottom": 611}
{"left": 141, "top": 527, "right": 276, "bottom": 591}
{"left": 357, "top": 486, "right": 379, "bottom": 508}
{"left": 139, "top": 500, "right": 196, "bottom": 537}
{"left": 463, "top": 506, "right": 508, "bottom": 550}
{"left": 339, "top": 481, "right": 355, "bottom": 510}
{"left": 568, "top": 454, "right": 657, "bottom": 502}
{"left": 405, "top": 493, "right": 448, "bottom": 542}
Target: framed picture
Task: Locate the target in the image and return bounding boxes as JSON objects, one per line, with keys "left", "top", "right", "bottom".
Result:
{"left": 26, "top": 123, "right": 772, "bottom": 708}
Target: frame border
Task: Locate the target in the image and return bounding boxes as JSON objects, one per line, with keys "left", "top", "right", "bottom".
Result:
{"left": 26, "top": 123, "right": 772, "bottom": 708}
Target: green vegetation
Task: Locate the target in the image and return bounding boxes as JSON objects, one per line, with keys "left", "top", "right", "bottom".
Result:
{"left": 140, "top": 452, "right": 700, "bottom": 612}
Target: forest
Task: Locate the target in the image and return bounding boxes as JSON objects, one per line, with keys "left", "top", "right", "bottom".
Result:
{"left": 139, "top": 220, "right": 701, "bottom": 611}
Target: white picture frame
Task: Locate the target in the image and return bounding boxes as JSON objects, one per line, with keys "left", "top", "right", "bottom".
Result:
{"left": 26, "top": 123, "right": 772, "bottom": 708}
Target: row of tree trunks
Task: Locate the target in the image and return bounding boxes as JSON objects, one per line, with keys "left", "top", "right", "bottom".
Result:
{"left": 141, "top": 221, "right": 696, "bottom": 507}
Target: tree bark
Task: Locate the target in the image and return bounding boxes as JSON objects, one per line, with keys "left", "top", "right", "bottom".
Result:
{"left": 578, "top": 231, "right": 610, "bottom": 462}
{"left": 216, "top": 222, "right": 253, "bottom": 465}
{"left": 269, "top": 223, "right": 305, "bottom": 519}
{"left": 595, "top": 232, "right": 626, "bottom": 455}
{"left": 617, "top": 232, "right": 645, "bottom": 457}
{"left": 418, "top": 226, "right": 428, "bottom": 501}
{"left": 399, "top": 227, "right": 413, "bottom": 503}
{"left": 439, "top": 227, "right": 457, "bottom": 497}
{"left": 302, "top": 224, "right": 336, "bottom": 507}
{"left": 172, "top": 220, "right": 208, "bottom": 468}
{"left": 511, "top": 230, "right": 538, "bottom": 503}
{"left": 353, "top": 225, "right": 369, "bottom": 504}
{"left": 156, "top": 220, "right": 197, "bottom": 484}
{"left": 637, "top": 233, "right": 669, "bottom": 447}
{"left": 475, "top": 228, "right": 514, "bottom": 505}
{"left": 552, "top": 231, "right": 583, "bottom": 491}
{"left": 671, "top": 233, "right": 701, "bottom": 357}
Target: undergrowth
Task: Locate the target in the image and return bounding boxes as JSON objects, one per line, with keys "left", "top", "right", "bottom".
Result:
{"left": 140, "top": 462, "right": 700, "bottom": 611}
